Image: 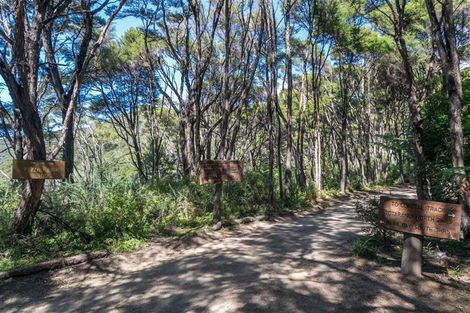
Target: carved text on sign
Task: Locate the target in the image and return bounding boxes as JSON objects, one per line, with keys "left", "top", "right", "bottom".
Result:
{"left": 199, "top": 160, "right": 243, "bottom": 185}
{"left": 379, "top": 197, "right": 462, "bottom": 240}
{"left": 12, "top": 160, "right": 66, "bottom": 180}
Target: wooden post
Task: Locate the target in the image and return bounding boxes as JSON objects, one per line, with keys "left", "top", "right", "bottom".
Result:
{"left": 199, "top": 160, "right": 244, "bottom": 225}
{"left": 213, "top": 183, "right": 223, "bottom": 222}
{"left": 401, "top": 233, "right": 423, "bottom": 276}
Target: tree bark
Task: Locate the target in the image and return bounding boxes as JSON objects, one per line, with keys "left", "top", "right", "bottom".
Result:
{"left": 63, "top": 111, "right": 75, "bottom": 180}
{"left": 295, "top": 64, "right": 307, "bottom": 189}
{"left": 261, "top": 0, "right": 275, "bottom": 208}
{"left": 425, "top": 0, "right": 468, "bottom": 237}
{"left": 338, "top": 57, "right": 349, "bottom": 194}
{"left": 213, "top": 0, "right": 232, "bottom": 221}
{"left": 284, "top": 0, "right": 293, "bottom": 199}
{"left": 381, "top": 0, "right": 431, "bottom": 276}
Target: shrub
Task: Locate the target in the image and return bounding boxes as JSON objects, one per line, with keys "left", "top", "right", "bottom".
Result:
{"left": 0, "top": 182, "right": 20, "bottom": 240}
{"left": 352, "top": 236, "right": 379, "bottom": 258}
{"left": 1, "top": 170, "right": 318, "bottom": 271}
{"left": 355, "top": 197, "right": 381, "bottom": 231}
{"left": 355, "top": 197, "right": 391, "bottom": 245}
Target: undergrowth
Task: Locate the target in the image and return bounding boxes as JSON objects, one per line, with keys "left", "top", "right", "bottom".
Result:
{"left": 0, "top": 171, "right": 313, "bottom": 271}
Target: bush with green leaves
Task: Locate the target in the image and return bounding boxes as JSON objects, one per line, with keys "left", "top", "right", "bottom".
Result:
{"left": 0, "top": 182, "right": 20, "bottom": 240}
{"left": 422, "top": 68, "right": 470, "bottom": 202}
{"left": 352, "top": 236, "right": 380, "bottom": 258}
{"left": 0, "top": 169, "right": 318, "bottom": 271}
{"left": 37, "top": 171, "right": 287, "bottom": 241}
{"left": 355, "top": 197, "right": 381, "bottom": 232}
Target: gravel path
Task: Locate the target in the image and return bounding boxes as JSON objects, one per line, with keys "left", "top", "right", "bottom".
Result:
{"left": 1, "top": 186, "right": 469, "bottom": 313}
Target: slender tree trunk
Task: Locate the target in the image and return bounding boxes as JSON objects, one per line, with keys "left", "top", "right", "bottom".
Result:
{"left": 179, "top": 117, "right": 191, "bottom": 177}
{"left": 364, "top": 69, "right": 372, "bottom": 183}
{"left": 314, "top": 131, "right": 322, "bottom": 192}
{"left": 396, "top": 38, "right": 431, "bottom": 200}
{"left": 395, "top": 121, "right": 405, "bottom": 184}
{"left": 340, "top": 115, "right": 348, "bottom": 194}
{"left": 262, "top": 0, "right": 275, "bottom": 208}
{"left": 393, "top": 9, "right": 430, "bottom": 276}
{"left": 277, "top": 111, "right": 283, "bottom": 201}
{"left": 338, "top": 58, "right": 349, "bottom": 194}
{"left": 132, "top": 135, "right": 146, "bottom": 182}
{"left": 284, "top": 0, "right": 293, "bottom": 198}
{"left": 267, "top": 76, "right": 275, "bottom": 208}
{"left": 213, "top": 0, "right": 232, "bottom": 221}
{"left": 206, "top": 133, "right": 212, "bottom": 160}
{"left": 311, "top": 46, "right": 323, "bottom": 193}
{"left": 295, "top": 60, "right": 308, "bottom": 189}
{"left": 268, "top": 0, "right": 282, "bottom": 201}
{"left": 63, "top": 105, "right": 75, "bottom": 180}
{"left": 13, "top": 110, "right": 23, "bottom": 160}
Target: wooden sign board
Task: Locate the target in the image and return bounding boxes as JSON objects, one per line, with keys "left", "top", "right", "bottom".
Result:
{"left": 12, "top": 160, "right": 65, "bottom": 180}
{"left": 200, "top": 160, "right": 243, "bottom": 185}
{"left": 379, "top": 196, "right": 462, "bottom": 240}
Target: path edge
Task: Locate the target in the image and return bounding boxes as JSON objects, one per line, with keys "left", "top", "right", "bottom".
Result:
{"left": 0, "top": 251, "right": 108, "bottom": 280}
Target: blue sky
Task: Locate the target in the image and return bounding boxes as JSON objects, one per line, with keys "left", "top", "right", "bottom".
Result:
{"left": 0, "top": 16, "right": 140, "bottom": 103}
{"left": 114, "top": 16, "right": 141, "bottom": 38}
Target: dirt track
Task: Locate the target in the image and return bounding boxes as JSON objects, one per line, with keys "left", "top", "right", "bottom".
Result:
{"left": 1, "top": 186, "right": 469, "bottom": 313}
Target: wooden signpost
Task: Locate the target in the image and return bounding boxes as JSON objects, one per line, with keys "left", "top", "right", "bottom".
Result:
{"left": 379, "top": 196, "right": 462, "bottom": 276}
{"left": 200, "top": 160, "right": 244, "bottom": 226}
{"left": 12, "top": 160, "right": 66, "bottom": 180}
{"left": 199, "top": 160, "right": 243, "bottom": 185}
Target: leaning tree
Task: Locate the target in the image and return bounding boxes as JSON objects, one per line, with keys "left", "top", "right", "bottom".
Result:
{"left": 0, "top": 0, "right": 126, "bottom": 235}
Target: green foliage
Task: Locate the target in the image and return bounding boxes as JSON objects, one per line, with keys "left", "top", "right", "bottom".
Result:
{"left": 352, "top": 236, "right": 380, "bottom": 258}
{"left": 352, "top": 196, "right": 402, "bottom": 261}
{"left": 422, "top": 68, "right": 470, "bottom": 201}
{"left": 355, "top": 197, "right": 381, "bottom": 232}
{"left": 0, "top": 169, "right": 315, "bottom": 271}
{"left": 0, "top": 182, "right": 20, "bottom": 239}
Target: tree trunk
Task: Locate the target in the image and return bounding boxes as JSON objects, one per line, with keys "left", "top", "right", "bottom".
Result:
{"left": 179, "top": 117, "right": 191, "bottom": 177}
{"left": 213, "top": 183, "right": 223, "bottom": 221}
{"left": 63, "top": 107, "right": 75, "bottom": 180}
{"left": 12, "top": 180, "right": 45, "bottom": 235}
{"left": 395, "top": 122, "right": 405, "bottom": 184}
{"left": 340, "top": 123, "right": 348, "bottom": 194}
{"left": 277, "top": 112, "right": 283, "bottom": 201}
{"left": 425, "top": 0, "right": 468, "bottom": 237}
{"left": 296, "top": 62, "right": 308, "bottom": 189}
{"left": 314, "top": 131, "right": 322, "bottom": 192}
{"left": 284, "top": 0, "right": 293, "bottom": 199}
{"left": 388, "top": 2, "right": 431, "bottom": 276}
{"left": 364, "top": 69, "right": 372, "bottom": 183}
{"left": 13, "top": 110, "right": 23, "bottom": 160}
{"left": 12, "top": 102, "right": 47, "bottom": 235}
{"left": 213, "top": 0, "right": 232, "bottom": 221}
{"left": 262, "top": 0, "right": 275, "bottom": 208}
{"left": 338, "top": 58, "right": 349, "bottom": 194}
{"left": 395, "top": 36, "right": 431, "bottom": 200}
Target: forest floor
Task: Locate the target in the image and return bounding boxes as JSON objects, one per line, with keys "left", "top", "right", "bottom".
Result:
{"left": 1, "top": 186, "right": 469, "bottom": 313}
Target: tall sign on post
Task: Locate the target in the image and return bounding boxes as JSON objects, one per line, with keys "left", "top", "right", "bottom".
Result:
{"left": 200, "top": 160, "right": 244, "bottom": 226}
{"left": 199, "top": 160, "right": 243, "bottom": 185}
{"left": 379, "top": 196, "right": 462, "bottom": 276}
